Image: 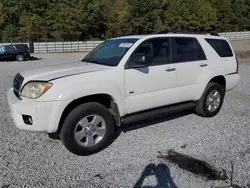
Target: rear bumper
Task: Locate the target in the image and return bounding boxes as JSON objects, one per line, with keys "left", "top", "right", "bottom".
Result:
{"left": 225, "top": 73, "right": 240, "bottom": 91}
{"left": 7, "top": 88, "right": 67, "bottom": 133}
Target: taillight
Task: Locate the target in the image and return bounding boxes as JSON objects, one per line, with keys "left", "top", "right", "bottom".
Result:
{"left": 236, "top": 57, "right": 239, "bottom": 73}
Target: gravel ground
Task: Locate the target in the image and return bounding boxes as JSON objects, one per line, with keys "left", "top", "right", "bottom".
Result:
{"left": 0, "top": 53, "right": 249, "bottom": 188}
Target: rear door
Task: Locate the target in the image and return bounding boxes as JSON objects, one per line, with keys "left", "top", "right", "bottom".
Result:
{"left": 170, "top": 37, "right": 209, "bottom": 102}
{"left": 15, "top": 44, "right": 30, "bottom": 55}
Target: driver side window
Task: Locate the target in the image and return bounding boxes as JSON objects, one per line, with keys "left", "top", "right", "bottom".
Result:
{"left": 133, "top": 38, "right": 171, "bottom": 66}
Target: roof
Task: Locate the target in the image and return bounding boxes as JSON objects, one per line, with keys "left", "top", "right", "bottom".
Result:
{"left": 114, "top": 35, "right": 145, "bottom": 39}
{"left": 113, "top": 31, "right": 223, "bottom": 40}
{"left": 114, "top": 33, "right": 224, "bottom": 40}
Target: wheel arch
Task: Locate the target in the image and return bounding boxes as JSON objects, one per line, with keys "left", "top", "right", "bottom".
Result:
{"left": 56, "top": 93, "right": 121, "bottom": 135}
{"left": 197, "top": 74, "right": 226, "bottom": 101}
{"left": 209, "top": 75, "right": 226, "bottom": 89}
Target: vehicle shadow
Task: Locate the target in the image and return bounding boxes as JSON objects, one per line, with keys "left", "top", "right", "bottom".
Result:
{"left": 28, "top": 56, "right": 42, "bottom": 61}
{"left": 121, "top": 110, "right": 193, "bottom": 133}
{"left": 0, "top": 56, "right": 42, "bottom": 62}
{"left": 133, "top": 163, "right": 178, "bottom": 188}
{"left": 110, "top": 110, "right": 193, "bottom": 148}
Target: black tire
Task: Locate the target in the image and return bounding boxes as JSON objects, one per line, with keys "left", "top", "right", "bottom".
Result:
{"left": 195, "top": 82, "right": 225, "bottom": 117}
{"left": 60, "top": 102, "right": 115, "bottom": 156}
{"left": 48, "top": 133, "right": 60, "bottom": 140}
{"left": 16, "top": 54, "right": 24, "bottom": 62}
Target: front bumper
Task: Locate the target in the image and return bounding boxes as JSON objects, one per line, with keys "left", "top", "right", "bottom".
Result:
{"left": 7, "top": 88, "right": 66, "bottom": 133}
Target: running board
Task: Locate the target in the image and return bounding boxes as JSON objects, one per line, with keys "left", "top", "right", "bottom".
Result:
{"left": 121, "top": 102, "right": 197, "bottom": 125}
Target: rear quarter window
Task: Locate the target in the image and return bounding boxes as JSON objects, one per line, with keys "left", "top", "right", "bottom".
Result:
{"left": 14, "top": 44, "right": 29, "bottom": 50}
{"left": 205, "top": 39, "right": 233, "bottom": 57}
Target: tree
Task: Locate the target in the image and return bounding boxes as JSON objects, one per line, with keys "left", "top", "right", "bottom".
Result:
{"left": 84, "top": 0, "right": 109, "bottom": 39}
{"left": 213, "top": 0, "right": 235, "bottom": 31}
{"left": 126, "top": 0, "right": 162, "bottom": 34}
{"left": 0, "top": 0, "right": 249, "bottom": 42}
{"left": 232, "top": 0, "right": 249, "bottom": 30}
{"left": 106, "top": 0, "right": 130, "bottom": 37}
{"left": 50, "top": 0, "right": 86, "bottom": 40}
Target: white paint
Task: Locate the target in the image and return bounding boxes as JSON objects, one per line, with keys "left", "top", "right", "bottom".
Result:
{"left": 7, "top": 33, "right": 240, "bottom": 133}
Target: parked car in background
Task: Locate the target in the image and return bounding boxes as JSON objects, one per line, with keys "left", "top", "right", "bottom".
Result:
{"left": 0, "top": 44, "right": 30, "bottom": 61}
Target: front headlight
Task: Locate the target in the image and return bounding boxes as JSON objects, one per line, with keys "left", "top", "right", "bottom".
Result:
{"left": 21, "top": 82, "right": 53, "bottom": 99}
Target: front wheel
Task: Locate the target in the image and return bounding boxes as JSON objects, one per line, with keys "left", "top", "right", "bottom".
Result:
{"left": 60, "top": 102, "right": 114, "bottom": 156}
{"left": 195, "top": 82, "right": 225, "bottom": 117}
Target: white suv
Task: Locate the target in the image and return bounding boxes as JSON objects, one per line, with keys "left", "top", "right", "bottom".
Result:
{"left": 7, "top": 32, "right": 240, "bottom": 155}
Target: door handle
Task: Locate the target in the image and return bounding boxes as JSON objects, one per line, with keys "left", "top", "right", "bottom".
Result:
{"left": 166, "top": 68, "right": 176, "bottom": 72}
{"left": 200, "top": 63, "right": 208, "bottom": 67}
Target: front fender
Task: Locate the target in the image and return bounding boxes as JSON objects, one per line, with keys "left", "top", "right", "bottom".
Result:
{"left": 42, "top": 80, "right": 127, "bottom": 116}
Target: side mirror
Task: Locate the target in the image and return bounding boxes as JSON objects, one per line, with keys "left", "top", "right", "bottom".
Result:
{"left": 128, "top": 53, "right": 147, "bottom": 68}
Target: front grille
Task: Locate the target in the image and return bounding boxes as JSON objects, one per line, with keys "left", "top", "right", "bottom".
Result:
{"left": 13, "top": 73, "right": 24, "bottom": 99}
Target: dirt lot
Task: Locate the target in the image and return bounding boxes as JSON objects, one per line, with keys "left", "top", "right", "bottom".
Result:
{"left": 0, "top": 53, "right": 249, "bottom": 188}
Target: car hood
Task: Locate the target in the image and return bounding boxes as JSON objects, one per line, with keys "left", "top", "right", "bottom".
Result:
{"left": 21, "top": 60, "right": 111, "bottom": 82}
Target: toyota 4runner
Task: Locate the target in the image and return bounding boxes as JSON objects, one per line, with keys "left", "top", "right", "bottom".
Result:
{"left": 7, "top": 31, "right": 240, "bottom": 156}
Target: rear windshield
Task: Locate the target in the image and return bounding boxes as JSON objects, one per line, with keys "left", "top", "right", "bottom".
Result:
{"left": 205, "top": 39, "right": 233, "bottom": 57}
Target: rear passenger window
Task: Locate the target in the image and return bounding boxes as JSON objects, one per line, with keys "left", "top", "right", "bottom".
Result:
{"left": 205, "top": 39, "right": 233, "bottom": 57}
{"left": 171, "top": 37, "right": 206, "bottom": 63}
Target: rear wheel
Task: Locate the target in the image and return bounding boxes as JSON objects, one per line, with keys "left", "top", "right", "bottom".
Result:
{"left": 60, "top": 102, "right": 114, "bottom": 156}
{"left": 195, "top": 82, "right": 225, "bottom": 117}
{"left": 16, "top": 54, "right": 24, "bottom": 62}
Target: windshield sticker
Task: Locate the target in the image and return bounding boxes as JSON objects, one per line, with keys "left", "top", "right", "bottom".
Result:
{"left": 119, "top": 43, "right": 133, "bottom": 48}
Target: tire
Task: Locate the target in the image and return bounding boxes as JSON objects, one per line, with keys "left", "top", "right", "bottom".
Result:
{"left": 60, "top": 102, "right": 115, "bottom": 156}
{"left": 48, "top": 133, "right": 60, "bottom": 140}
{"left": 16, "top": 54, "right": 24, "bottom": 62}
{"left": 195, "top": 82, "right": 225, "bottom": 117}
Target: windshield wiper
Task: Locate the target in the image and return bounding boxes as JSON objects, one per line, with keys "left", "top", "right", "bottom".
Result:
{"left": 82, "top": 59, "right": 104, "bottom": 65}
{"left": 81, "top": 59, "right": 116, "bottom": 66}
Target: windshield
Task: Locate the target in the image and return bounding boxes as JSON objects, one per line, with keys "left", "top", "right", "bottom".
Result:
{"left": 82, "top": 38, "right": 138, "bottom": 66}
{"left": 0, "top": 46, "right": 5, "bottom": 54}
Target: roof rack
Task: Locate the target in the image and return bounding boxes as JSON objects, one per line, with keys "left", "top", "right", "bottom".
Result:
{"left": 154, "top": 30, "right": 220, "bottom": 36}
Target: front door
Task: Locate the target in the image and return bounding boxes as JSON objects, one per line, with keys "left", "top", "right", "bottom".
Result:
{"left": 2, "top": 45, "right": 16, "bottom": 60}
{"left": 124, "top": 38, "right": 179, "bottom": 114}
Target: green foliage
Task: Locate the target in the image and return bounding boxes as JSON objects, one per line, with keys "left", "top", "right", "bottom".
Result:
{"left": 232, "top": 0, "right": 250, "bottom": 30}
{"left": 214, "top": 0, "right": 235, "bottom": 31}
{"left": 0, "top": 0, "right": 249, "bottom": 42}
